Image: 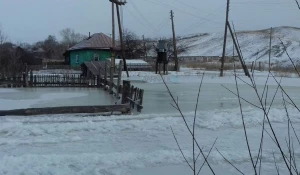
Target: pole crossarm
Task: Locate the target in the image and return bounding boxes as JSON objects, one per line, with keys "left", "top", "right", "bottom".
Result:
{"left": 109, "top": 0, "right": 126, "bottom": 5}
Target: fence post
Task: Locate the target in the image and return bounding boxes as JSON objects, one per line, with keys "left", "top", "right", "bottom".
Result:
{"left": 121, "top": 80, "right": 130, "bottom": 104}
{"left": 166, "top": 63, "right": 169, "bottom": 75}
{"left": 23, "top": 73, "right": 26, "bottom": 87}
{"left": 104, "top": 61, "right": 107, "bottom": 85}
{"left": 137, "top": 89, "right": 144, "bottom": 112}
{"left": 99, "top": 68, "right": 102, "bottom": 87}
{"left": 109, "top": 65, "right": 113, "bottom": 94}
{"left": 30, "top": 70, "right": 33, "bottom": 87}
{"left": 34, "top": 75, "right": 37, "bottom": 87}
{"left": 251, "top": 61, "right": 254, "bottom": 72}
{"left": 24, "top": 63, "right": 28, "bottom": 87}
{"left": 117, "top": 60, "right": 123, "bottom": 98}
{"left": 259, "top": 62, "right": 262, "bottom": 71}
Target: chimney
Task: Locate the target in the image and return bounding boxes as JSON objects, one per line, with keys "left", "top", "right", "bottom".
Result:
{"left": 89, "top": 32, "right": 91, "bottom": 38}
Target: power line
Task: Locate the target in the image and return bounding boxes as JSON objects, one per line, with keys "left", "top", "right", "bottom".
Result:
{"left": 141, "top": 0, "right": 221, "bottom": 24}
{"left": 128, "top": 0, "right": 183, "bottom": 38}
{"left": 123, "top": 5, "right": 158, "bottom": 36}
{"left": 174, "top": 0, "right": 210, "bottom": 13}
{"left": 179, "top": 4, "right": 226, "bottom": 34}
{"left": 232, "top": 1, "right": 290, "bottom": 3}
{"left": 123, "top": 5, "right": 171, "bottom": 38}
{"left": 231, "top": 0, "right": 289, "bottom": 3}
{"left": 130, "top": 0, "right": 157, "bottom": 31}
{"left": 156, "top": 17, "right": 171, "bottom": 33}
{"left": 127, "top": 2, "right": 168, "bottom": 37}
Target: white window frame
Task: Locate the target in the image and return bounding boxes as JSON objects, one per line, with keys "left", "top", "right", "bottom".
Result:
{"left": 94, "top": 54, "right": 99, "bottom": 61}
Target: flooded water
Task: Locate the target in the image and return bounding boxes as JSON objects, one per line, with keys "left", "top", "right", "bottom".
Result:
{"left": 1, "top": 82, "right": 299, "bottom": 114}
{"left": 134, "top": 82, "right": 300, "bottom": 114}
{"left": 0, "top": 82, "right": 300, "bottom": 175}
{"left": 0, "top": 87, "right": 116, "bottom": 110}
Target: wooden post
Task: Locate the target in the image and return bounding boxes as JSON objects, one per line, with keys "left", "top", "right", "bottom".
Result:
{"left": 227, "top": 21, "right": 250, "bottom": 77}
{"left": 25, "top": 64, "right": 28, "bottom": 87}
{"left": 130, "top": 86, "right": 134, "bottom": 99}
{"left": 220, "top": 0, "right": 230, "bottom": 77}
{"left": 34, "top": 75, "right": 37, "bottom": 87}
{"left": 166, "top": 64, "right": 169, "bottom": 75}
{"left": 171, "top": 10, "right": 179, "bottom": 72}
{"left": 99, "top": 68, "right": 102, "bottom": 87}
{"left": 109, "top": 66, "right": 113, "bottom": 94}
{"left": 23, "top": 73, "right": 26, "bottom": 87}
{"left": 268, "top": 27, "right": 273, "bottom": 72}
{"left": 12, "top": 75, "right": 16, "bottom": 88}
{"left": 130, "top": 86, "right": 135, "bottom": 108}
{"left": 117, "top": 60, "right": 123, "bottom": 97}
{"left": 259, "top": 62, "right": 262, "bottom": 71}
{"left": 115, "top": 3, "right": 129, "bottom": 77}
{"left": 251, "top": 61, "right": 254, "bottom": 72}
{"left": 121, "top": 80, "right": 130, "bottom": 104}
{"left": 30, "top": 70, "right": 33, "bottom": 87}
{"left": 111, "top": 0, "right": 116, "bottom": 70}
{"left": 137, "top": 89, "right": 144, "bottom": 112}
{"left": 104, "top": 61, "right": 107, "bottom": 85}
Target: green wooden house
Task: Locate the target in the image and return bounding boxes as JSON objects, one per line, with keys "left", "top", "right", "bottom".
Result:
{"left": 64, "top": 33, "right": 114, "bottom": 66}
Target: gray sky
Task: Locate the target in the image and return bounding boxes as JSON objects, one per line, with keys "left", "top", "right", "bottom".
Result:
{"left": 0, "top": 0, "right": 299, "bottom": 43}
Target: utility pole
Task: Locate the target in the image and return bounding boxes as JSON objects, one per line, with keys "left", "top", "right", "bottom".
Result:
{"left": 268, "top": 27, "right": 273, "bottom": 72}
{"left": 142, "top": 35, "right": 147, "bottom": 61}
{"left": 232, "top": 42, "right": 235, "bottom": 61}
{"left": 170, "top": 10, "right": 179, "bottom": 72}
{"left": 109, "top": 1, "right": 116, "bottom": 94}
{"left": 110, "top": 0, "right": 129, "bottom": 77}
{"left": 227, "top": 21, "right": 250, "bottom": 77}
{"left": 112, "top": 1, "right": 116, "bottom": 70}
{"left": 220, "top": 0, "right": 230, "bottom": 77}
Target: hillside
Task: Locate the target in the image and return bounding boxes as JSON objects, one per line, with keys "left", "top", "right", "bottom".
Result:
{"left": 173, "top": 26, "right": 300, "bottom": 65}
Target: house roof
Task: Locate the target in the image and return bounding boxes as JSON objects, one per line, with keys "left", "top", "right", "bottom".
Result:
{"left": 68, "top": 33, "right": 114, "bottom": 51}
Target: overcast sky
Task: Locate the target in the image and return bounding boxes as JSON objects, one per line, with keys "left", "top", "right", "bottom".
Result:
{"left": 0, "top": 0, "right": 299, "bottom": 43}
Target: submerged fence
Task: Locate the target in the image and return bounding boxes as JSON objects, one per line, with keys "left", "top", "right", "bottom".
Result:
{"left": 0, "top": 74, "right": 101, "bottom": 88}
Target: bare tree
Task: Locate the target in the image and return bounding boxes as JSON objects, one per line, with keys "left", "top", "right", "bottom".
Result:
{"left": 166, "top": 38, "right": 189, "bottom": 60}
{"left": 16, "top": 42, "right": 32, "bottom": 52}
{"left": 0, "top": 42, "right": 23, "bottom": 77}
{"left": 60, "top": 28, "right": 87, "bottom": 48}
{"left": 0, "top": 24, "right": 8, "bottom": 45}
{"left": 122, "top": 29, "right": 145, "bottom": 59}
{"left": 32, "top": 35, "right": 65, "bottom": 60}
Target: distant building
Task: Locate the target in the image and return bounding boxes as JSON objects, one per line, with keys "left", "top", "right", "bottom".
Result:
{"left": 63, "top": 33, "right": 116, "bottom": 66}
{"left": 15, "top": 47, "right": 43, "bottom": 65}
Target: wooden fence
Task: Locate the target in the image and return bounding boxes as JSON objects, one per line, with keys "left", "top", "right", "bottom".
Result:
{"left": 31, "top": 74, "right": 99, "bottom": 87}
{"left": 28, "top": 65, "right": 81, "bottom": 71}
{"left": 0, "top": 60, "right": 145, "bottom": 113}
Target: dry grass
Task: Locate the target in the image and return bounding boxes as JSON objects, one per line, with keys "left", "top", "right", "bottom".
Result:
{"left": 184, "top": 62, "right": 245, "bottom": 71}
{"left": 271, "top": 64, "right": 300, "bottom": 74}
{"left": 184, "top": 62, "right": 300, "bottom": 77}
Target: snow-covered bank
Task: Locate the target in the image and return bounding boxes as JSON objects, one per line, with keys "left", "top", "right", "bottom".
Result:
{"left": 158, "top": 26, "right": 300, "bottom": 65}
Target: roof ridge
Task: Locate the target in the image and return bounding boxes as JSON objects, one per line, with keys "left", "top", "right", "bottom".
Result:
{"left": 67, "top": 32, "right": 113, "bottom": 51}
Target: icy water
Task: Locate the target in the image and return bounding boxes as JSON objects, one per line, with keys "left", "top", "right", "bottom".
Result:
{"left": 1, "top": 82, "right": 298, "bottom": 112}
{"left": 0, "top": 82, "right": 300, "bottom": 175}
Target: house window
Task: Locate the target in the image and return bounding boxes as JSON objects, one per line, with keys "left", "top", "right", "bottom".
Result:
{"left": 76, "top": 55, "right": 79, "bottom": 64}
{"left": 94, "top": 54, "right": 99, "bottom": 61}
